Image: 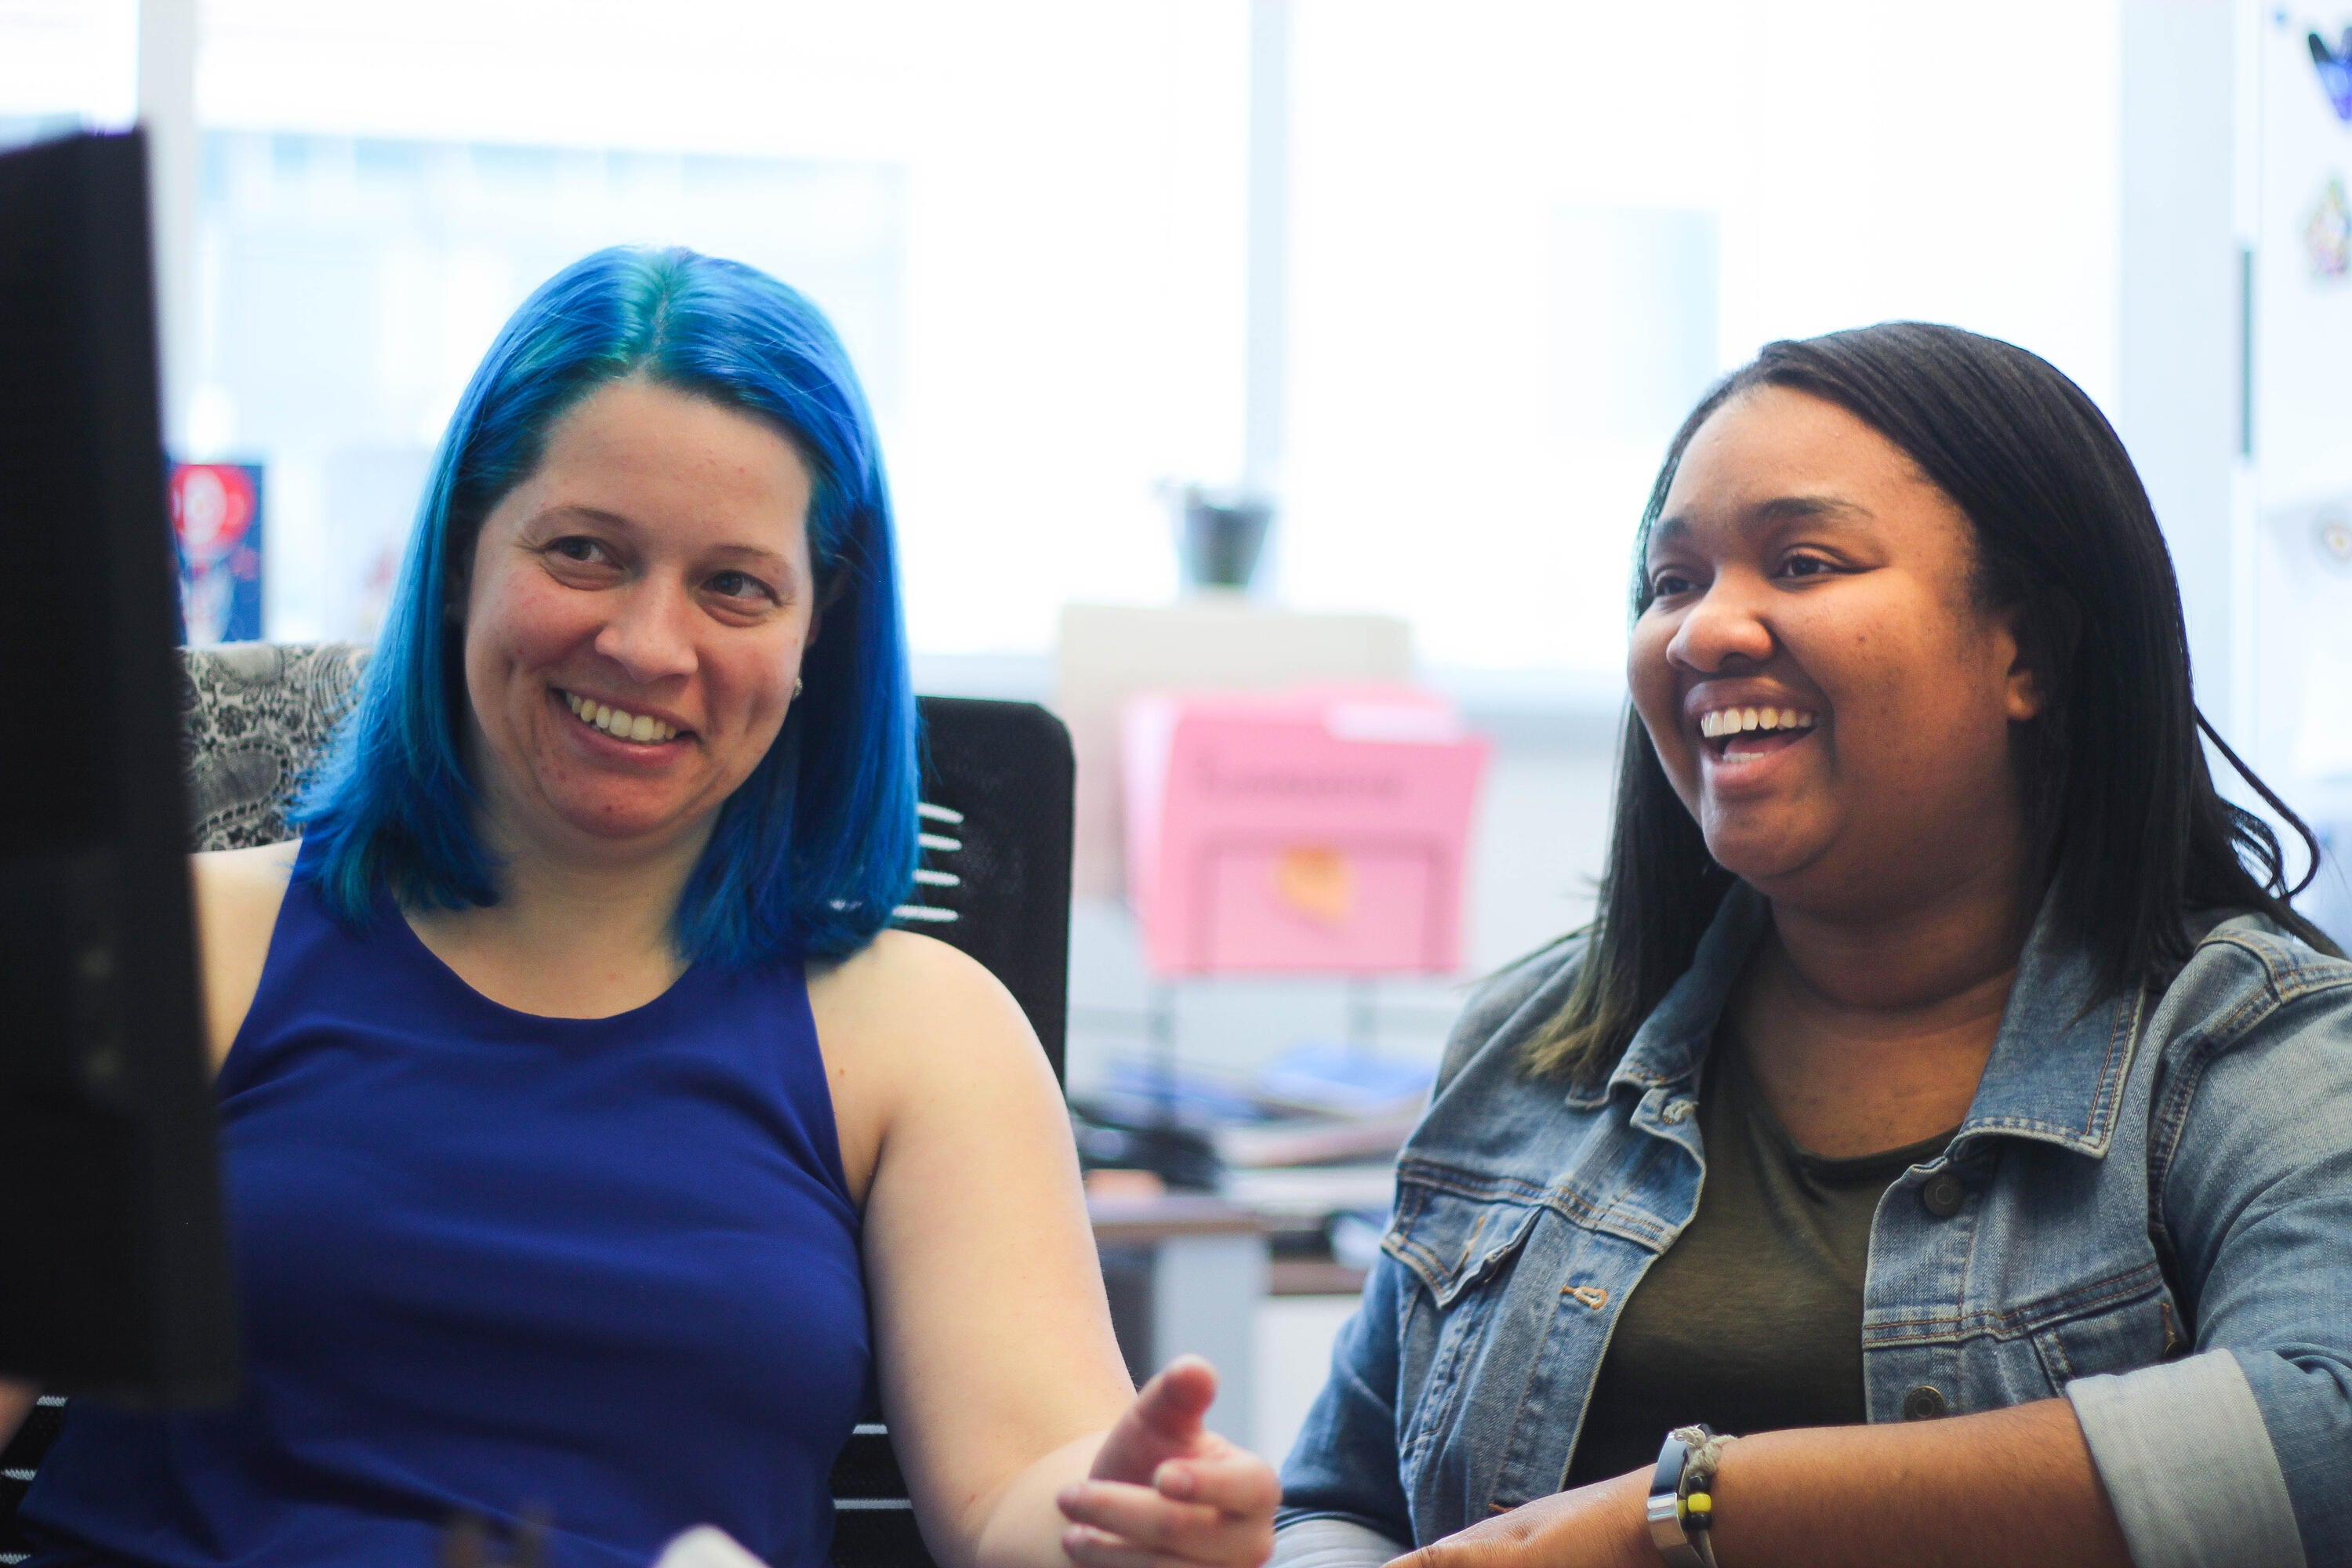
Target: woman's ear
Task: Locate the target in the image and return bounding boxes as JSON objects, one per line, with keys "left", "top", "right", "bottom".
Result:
{"left": 2005, "top": 662, "right": 2044, "bottom": 722}
{"left": 1996, "top": 606, "right": 2045, "bottom": 723}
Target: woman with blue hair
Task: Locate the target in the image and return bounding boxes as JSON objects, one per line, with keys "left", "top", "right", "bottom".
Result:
{"left": 8, "top": 247, "right": 1279, "bottom": 1568}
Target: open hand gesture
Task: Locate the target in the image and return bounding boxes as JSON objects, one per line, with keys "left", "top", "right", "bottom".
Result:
{"left": 1056, "top": 1356, "right": 1278, "bottom": 1568}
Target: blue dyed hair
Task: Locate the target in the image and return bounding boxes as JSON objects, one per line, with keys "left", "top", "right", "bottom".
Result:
{"left": 295, "top": 245, "right": 918, "bottom": 964}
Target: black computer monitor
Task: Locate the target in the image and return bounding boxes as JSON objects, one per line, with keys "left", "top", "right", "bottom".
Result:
{"left": 0, "top": 129, "right": 238, "bottom": 1403}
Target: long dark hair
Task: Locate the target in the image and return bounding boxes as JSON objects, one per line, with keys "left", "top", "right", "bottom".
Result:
{"left": 1526, "top": 321, "right": 2336, "bottom": 1082}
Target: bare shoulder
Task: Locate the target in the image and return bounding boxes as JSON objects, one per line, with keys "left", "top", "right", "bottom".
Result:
{"left": 805, "top": 930, "right": 1056, "bottom": 1203}
{"left": 191, "top": 840, "right": 300, "bottom": 1070}
{"left": 806, "top": 928, "right": 1037, "bottom": 1059}
{"left": 193, "top": 840, "right": 299, "bottom": 944}
{"left": 194, "top": 837, "right": 300, "bottom": 892}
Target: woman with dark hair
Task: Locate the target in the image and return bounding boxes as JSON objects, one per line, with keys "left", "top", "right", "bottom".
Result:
{"left": 1275, "top": 322, "right": 2352, "bottom": 1568}
{"left": 2, "top": 247, "right": 1279, "bottom": 1568}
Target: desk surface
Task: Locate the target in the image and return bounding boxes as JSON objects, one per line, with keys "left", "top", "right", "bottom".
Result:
{"left": 1088, "top": 1195, "right": 1368, "bottom": 1294}
{"left": 1087, "top": 1194, "right": 1269, "bottom": 1244}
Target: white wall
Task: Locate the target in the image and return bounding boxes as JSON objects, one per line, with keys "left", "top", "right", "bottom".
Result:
{"left": 2115, "top": 0, "right": 2242, "bottom": 734}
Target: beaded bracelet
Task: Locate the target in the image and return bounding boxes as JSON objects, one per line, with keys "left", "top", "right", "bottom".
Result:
{"left": 1645, "top": 1425, "right": 1739, "bottom": 1568}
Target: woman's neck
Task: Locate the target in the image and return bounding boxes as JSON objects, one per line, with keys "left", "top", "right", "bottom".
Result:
{"left": 1735, "top": 856, "right": 2039, "bottom": 1158}
{"left": 404, "top": 813, "right": 713, "bottom": 1019}
{"left": 1768, "top": 864, "right": 2034, "bottom": 1015}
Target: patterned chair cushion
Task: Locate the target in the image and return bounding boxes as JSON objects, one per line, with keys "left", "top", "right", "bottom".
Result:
{"left": 180, "top": 642, "right": 369, "bottom": 852}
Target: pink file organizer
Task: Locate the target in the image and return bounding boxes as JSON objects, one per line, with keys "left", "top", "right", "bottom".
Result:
{"left": 1123, "top": 687, "right": 1489, "bottom": 977}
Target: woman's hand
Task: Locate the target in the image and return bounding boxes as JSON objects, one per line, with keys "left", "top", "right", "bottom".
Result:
{"left": 1386, "top": 1472, "right": 1652, "bottom": 1568}
{"left": 1056, "top": 1357, "right": 1278, "bottom": 1568}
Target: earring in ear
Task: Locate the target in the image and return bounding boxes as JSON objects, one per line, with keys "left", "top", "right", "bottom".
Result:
{"left": 793, "top": 677, "right": 804, "bottom": 699}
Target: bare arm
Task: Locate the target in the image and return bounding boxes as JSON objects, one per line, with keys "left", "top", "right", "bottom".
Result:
{"left": 1395, "top": 1398, "right": 2128, "bottom": 1568}
{"left": 811, "top": 935, "right": 1275, "bottom": 1568}
{"left": 828, "top": 932, "right": 1133, "bottom": 1568}
{"left": 189, "top": 840, "right": 298, "bottom": 1073}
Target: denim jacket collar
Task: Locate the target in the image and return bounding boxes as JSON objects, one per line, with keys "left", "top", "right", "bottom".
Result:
{"left": 1955, "top": 895, "right": 2145, "bottom": 1159}
{"left": 1563, "top": 883, "right": 1768, "bottom": 1109}
{"left": 1571, "top": 880, "right": 2144, "bottom": 1160}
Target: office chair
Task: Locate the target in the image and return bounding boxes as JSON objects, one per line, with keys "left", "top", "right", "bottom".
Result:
{"left": 1, "top": 642, "right": 1074, "bottom": 1568}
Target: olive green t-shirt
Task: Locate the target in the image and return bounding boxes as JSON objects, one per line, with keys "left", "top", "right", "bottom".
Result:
{"left": 1560, "top": 1035, "right": 1958, "bottom": 1488}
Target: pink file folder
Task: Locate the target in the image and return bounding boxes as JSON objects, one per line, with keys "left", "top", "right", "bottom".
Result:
{"left": 1122, "top": 687, "right": 1489, "bottom": 977}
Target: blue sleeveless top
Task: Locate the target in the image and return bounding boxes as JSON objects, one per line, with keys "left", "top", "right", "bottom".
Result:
{"left": 23, "top": 842, "right": 871, "bottom": 1568}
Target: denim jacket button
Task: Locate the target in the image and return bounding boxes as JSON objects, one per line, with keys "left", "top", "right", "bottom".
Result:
{"left": 1901, "top": 1384, "right": 1948, "bottom": 1420}
{"left": 1920, "top": 1171, "right": 1965, "bottom": 1218}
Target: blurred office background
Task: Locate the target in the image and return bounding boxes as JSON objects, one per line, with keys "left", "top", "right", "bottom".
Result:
{"left": 9, "top": 0, "right": 2350, "bottom": 1457}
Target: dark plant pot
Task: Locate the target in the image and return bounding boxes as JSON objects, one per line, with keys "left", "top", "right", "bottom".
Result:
{"left": 1178, "top": 492, "right": 1274, "bottom": 592}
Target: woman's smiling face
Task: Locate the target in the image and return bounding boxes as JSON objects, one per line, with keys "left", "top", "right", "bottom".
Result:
{"left": 459, "top": 375, "right": 816, "bottom": 862}
{"left": 1628, "top": 384, "right": 2044, "bottom": 916}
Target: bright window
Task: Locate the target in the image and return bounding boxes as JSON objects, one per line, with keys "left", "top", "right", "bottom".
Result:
{"left": 5, "top": 0, "right": 2125, "bottom": 675}
{"left": 1279, "top": 0, "right": 2122, "bottom": 676}
{"left": 194, "top": 0, "right": 1253, "bottom": 655}
{"left": 189, "top": 132, "right": 906, "bottom": 640}
{"left": 0, "top": 0, "right": 136, "bottom": 141}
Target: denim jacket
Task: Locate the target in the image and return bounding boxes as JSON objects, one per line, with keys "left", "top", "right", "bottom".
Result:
{"left": 1276, "top": 886, "right": 2352, "bottom": 1568}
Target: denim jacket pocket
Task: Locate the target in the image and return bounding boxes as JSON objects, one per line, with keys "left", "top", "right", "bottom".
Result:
{"left": 2023, "top": 1261, "right": 2179, "bottom": 1389}
{"left": 1385, "top": 1177, "right": 1550, "bottom": 1491}
{"left": 1385, "top": 1178, "right": 1547, "bottom": 1309}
